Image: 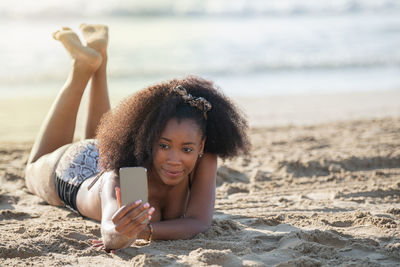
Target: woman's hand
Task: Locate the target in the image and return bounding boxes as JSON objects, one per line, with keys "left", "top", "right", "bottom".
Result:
{"left": 111, "top": 200, "right": 155, "bottom": 239}
{"left": 100, "top": 172, "right": 155, "bottom": 251}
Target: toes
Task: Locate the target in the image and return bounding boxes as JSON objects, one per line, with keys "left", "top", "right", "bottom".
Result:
{"left": 80, "top": 24, "right": 108, "bottom": 34}
{"left": 53, "top": 27, "right": 74, "bottom": 40}
{"left": 52, "top": 30, "right": 60, "bottom": 40}
{"left": 102, "top": 25, "right": 109, "bottom": 32}
{"left": 80, "top": 24, "right": 95, "bottom": 33}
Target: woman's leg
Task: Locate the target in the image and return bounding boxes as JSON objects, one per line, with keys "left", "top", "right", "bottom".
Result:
{"left": 25, "top": 27, "right": 102, "bottom": 205}
{"left": 28, "top": 27, "right": 102, "bottom": 164}
{"left": 71, "top": 24, "right": 111, "bottom": 220}
{"left": 80, "top": 24, "right": 111, "bottom": 139}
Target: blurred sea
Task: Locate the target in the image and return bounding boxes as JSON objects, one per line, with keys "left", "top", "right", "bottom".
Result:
{"left": 1, "top": 0, "right": 400, "bottom": 98}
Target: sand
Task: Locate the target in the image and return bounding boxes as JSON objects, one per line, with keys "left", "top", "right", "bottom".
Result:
{"left": 1, "top": 93, "right": 400, "bottom": 266}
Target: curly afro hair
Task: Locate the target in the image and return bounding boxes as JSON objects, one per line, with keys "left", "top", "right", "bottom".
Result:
{"left": 96, "top": 76, "right": 250, "bottom": 171}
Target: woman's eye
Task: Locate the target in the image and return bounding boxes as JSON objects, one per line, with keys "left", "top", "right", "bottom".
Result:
{"left": 159, "top": 143, "right": 169, "bottom": 149}
{"left": 183, "top": 147, "right": 193, "bottom": 153}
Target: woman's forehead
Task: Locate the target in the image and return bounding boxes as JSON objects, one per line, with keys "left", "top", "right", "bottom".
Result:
{"left": 160, "top": 118, "right": 202, "bottom": 142}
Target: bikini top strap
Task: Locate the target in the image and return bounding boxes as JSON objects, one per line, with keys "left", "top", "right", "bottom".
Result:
{"left": 87, "top": 170, "right": 106, "bottom": 190}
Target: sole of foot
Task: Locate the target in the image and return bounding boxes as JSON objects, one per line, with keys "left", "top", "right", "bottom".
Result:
{"left": 53, "top": 27, "right": 102, "bottom": 72}
{"left": 79, "top": 24, "right": 109, "bottom": 57}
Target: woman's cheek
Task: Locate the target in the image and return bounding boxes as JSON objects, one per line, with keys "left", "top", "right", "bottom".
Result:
{"left": 153, "top": 148, "right": 166, "bottom": 162}
{"left": 185, "top": 153, "right": 198, "bottom": 171}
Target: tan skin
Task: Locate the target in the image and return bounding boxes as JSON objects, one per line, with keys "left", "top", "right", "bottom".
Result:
{"left": 97, "top": 118, "right": 216, "bottom": 250}
{"left": 24, "top": 25, "right": 217, "bottom": 251}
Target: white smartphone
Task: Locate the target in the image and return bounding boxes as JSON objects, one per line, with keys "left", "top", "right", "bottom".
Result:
{"left": 119, "top": 167, "right": 148, "bottom": 206}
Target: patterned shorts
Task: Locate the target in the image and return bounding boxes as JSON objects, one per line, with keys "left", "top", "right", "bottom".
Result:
{"left": 54, "top": 139, "right": 100, "bottom": 213}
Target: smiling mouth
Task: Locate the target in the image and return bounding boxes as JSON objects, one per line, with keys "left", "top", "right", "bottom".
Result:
{"left": 162, "top": 168, "right": 183, "bottom": 178}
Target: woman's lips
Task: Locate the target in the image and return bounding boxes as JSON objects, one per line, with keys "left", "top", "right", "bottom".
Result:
{"left": 162, "top": 168, "right": 183, "bottom": 178}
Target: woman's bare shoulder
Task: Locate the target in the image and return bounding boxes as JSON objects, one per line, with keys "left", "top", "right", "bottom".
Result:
{"left": 198, "top": 153, "right": 217, "bottom": 169}
{"left": 192, "top": 153, "right": 217, "bottom": 181}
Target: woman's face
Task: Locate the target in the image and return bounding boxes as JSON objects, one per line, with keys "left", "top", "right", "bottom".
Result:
{"left": 151, "top": 118, "right": 205, "bottom": 186}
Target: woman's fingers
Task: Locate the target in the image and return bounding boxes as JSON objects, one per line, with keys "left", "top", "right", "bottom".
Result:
{"left": 91, "top": 239, "right": 105, "bottom": 249}
{"left": 91, "top": 239, "right": 104, "bottom": 248}
{"left": 111, "top": 199, "right": 143, "bottom": 223}
{"left": 114, "top": 202, "right": 152, "bottom": 230}
{"left": 118, "top": 207, "right": 154, "bottom": 236}
{"left": 123, "top": 222, "right": 148, "bottom": 238}
{"left": 115, "top": 187, "right": 121, "bottom": 207}
{"left": 125, "top": 202, "right": 150, "bottom": 222}
{"left": 90, "top": 239, "right": 126, "bottom": 253}
{"left": 120, "top": 215, "right": 149, "bottom": 237}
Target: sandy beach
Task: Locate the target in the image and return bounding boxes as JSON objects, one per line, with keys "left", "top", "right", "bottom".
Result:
{"left": 1, "top": 92, "right": 400, "bottom": 266}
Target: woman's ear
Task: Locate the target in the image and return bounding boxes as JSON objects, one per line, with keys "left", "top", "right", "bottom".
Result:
{"left": 199, "top": 137, "right": 206, "bottom": 156}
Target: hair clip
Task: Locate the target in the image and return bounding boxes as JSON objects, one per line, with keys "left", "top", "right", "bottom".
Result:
{"left": 173, "top": 85, "right": 212, "bottom": 120}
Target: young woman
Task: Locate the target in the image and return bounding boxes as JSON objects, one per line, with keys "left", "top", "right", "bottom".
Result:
{"left": 25, "top": 24, "right": 249, "bottom": 251}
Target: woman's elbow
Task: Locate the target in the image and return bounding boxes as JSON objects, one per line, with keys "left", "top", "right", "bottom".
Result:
{"left": 200, "top": 220, "right": 212, "bottom": 233}
{"left": 101, "top": 228, "right": 131, "bottom": 251}
{"left": 185, "top": 218, "right": 212, "bottom": 239}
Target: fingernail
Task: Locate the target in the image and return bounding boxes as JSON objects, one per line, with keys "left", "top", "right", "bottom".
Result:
{"left": 148, "top": 207, "right": 155, "bottom": 214}
{"left": 135, "top": 199, "right": 142, "bottom": 205}
{"left": 148, "top": 215, "right": 152, "bottom": 220}
{"left": 143, "top": 202, "right": 150, "bottom": 208}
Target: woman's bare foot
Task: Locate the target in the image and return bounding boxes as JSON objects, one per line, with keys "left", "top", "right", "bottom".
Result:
{"left": 80, "top": 24, "right": 108, "bottom": 57}
{"left": 53, "top": 27, "right": 102, "bottom": 72}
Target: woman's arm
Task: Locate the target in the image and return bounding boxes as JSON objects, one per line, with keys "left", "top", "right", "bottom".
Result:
{"left": 139, "top": 153, "right": 217, "bottom": 240}
{"left": 100, "top": 171, "right": 154, "bottom": 250}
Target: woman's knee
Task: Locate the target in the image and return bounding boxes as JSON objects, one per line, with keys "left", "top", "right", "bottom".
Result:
{"left": 24, "top": 163, "right": 36, "bottom": 195}
{"left": 24, "top": 151, "right": 65, "bottom": 206}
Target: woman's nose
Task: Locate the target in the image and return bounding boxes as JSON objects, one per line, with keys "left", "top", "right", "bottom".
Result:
{"left": 166, "top": 149, "right": 181, "bottom": 164}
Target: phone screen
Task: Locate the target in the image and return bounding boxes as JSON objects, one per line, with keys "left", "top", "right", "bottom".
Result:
{"left": 119, "top": 167, "right": 148, "bottom": 206}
